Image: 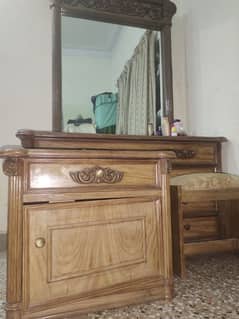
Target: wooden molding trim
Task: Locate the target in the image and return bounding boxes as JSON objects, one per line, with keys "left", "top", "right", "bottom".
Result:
{"left": 58, "top": 0, "right": 176, "bottom": 26}
{"left": 184, "top": 238, "right": 239, "bottom": 256}
{"left": 3, "top": 158, "right": 22, "bottom": 177}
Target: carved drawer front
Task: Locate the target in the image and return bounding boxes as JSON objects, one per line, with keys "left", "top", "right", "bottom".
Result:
{"left": 157, "top": 142, "right": 216, "bottom": 165}
{"left": 23, "top": 197, "right": 163, "bottom": 308}
{"left": 27, "top": 159, "right": 157, "bottom": 190}
{"left": 183, "top": 216, "right": 219, "bottom": 242}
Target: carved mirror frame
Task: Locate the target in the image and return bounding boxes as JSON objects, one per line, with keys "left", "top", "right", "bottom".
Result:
{"left": 50, "top": 0, "right": 177, "bottom": 132}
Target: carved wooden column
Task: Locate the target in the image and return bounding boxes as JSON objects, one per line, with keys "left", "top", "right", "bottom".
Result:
{"left": 51, "top": 0, "right": 62, "bottom": 131}
{"left": 157, "top": 158, "right": 173, "bottom": 299}
{"left": 161, "top": 24, "right": 174, "bottom": 125}
{"left": 3, "top": 158, "right": 24, "bottom": 319}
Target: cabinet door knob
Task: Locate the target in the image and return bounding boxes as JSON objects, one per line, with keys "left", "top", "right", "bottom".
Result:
{"left": 35, "top": 237, "right": 46, "bottom": 248}
{"left": 184, "top": 224, "right": 191, "bottom": 231}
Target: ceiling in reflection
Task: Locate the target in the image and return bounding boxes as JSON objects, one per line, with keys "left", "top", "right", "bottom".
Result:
{"left": 62, "top": 17, "right": 122, "bottom": 53}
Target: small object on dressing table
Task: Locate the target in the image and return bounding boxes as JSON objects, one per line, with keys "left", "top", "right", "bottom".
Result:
{"left": 147, "top": 123, "right": 154, "bottom": 136}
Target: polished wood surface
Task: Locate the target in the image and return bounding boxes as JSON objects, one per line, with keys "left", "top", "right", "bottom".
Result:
{"left": 2, "top": 131, "right": 232, "bottom": 316}
{"left": 24, "top": 198, "right": 163, "bottom": 308}
{"left": 184, "top": 238, "right": 239, "bottom": 256}
{"left": 16, "top": 130, "right": 227, "bottom": 150}
{"left": 1, "top": 140, "right": 174, "bottom": 319}
{"left": 183, "top": 216, "right": 219, "bottom": 242}
{"left": 16, "top": 130, "right": 231, "bottom": 279}
{"left": 28, "top": 160, "right": 157, "bottom": 189}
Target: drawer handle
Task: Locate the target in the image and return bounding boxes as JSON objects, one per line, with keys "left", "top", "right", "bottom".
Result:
{"left": 184, "top": 224, "right": 191, "bottom": 231}
{"left": 35, "top": 237, "right": 46, "bottom": 248}
{"left": 175, "top": 150, "right": 196, "bottom": 159}
{"left": 70, "top": 166, "right": 124, "bottom": 184}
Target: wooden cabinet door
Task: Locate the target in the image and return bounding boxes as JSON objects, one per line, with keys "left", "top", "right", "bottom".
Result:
{"left": 23, "top": 197, "right": 164, "bottom": 309}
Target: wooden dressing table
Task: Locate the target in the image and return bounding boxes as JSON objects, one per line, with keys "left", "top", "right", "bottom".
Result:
{"left": 1, "top": 1, "right": 234, "bottom": 318}
{"left": 1, "top": 130, "right": 227, "bottom": 319}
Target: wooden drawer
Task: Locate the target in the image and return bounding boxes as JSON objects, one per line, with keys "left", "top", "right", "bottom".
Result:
{"left": 183, "top": 201, "right": 218, "bottom": 218}
{"left": 26, "top": 159, "right": 158, "bottom": 191}
{"left": 183, "top": 216, "right": 219, "bottom": 242}
{"left": 158, "top": 142, "right": 217, "bottom": 165}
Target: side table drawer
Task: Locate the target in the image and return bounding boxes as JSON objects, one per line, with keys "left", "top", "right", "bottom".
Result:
{"left": 183, "top": 216, "right": 219, "bottom": 242}
{"left": 26, "top": 159, "right": 158, "bottom": 191}
{"left": 156, "top": 142, "right": 217, "bottom": 165}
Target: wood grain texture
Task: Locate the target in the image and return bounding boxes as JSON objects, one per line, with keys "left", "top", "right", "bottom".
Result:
{"left": 4, "top": 161, "right": 24, "bottom": 319}
{"left": 23, "top": 187, "right": 162, "bottom": 204}
{"left": 22, "top": 278, "right": 169, "bottom": 319}
{"left": 16, "top": 130, "right": 226, "bottom": 153}
{"left": 184, "top": 238, "right": 239, "bottom": 256}
{"left": 1, "top": 133, "right": 228, "bottom": 318}
{"left": 1, "top": 143, "right": 174, "bottom": 319}
{"left": 171, "top": 166, "right": 215, "bottom": 177}
{"left": 23, "top": 197, "right": 164, "bottom": 308}
{"left": 51, "top": 0, "right": 62, "bottom": 131}
{"left": 181, "top": 188, "right": 239, "bottom": 202}
{"left": 28, "top": 160, "right": 157, "bottom": 189}
{"left": 170, "top": 186, "right": 185, "bottom": 278}
{"left": 158, "top": 159, "right": 173, "bottom": 299}
{"left": 183, "top": 216, "right": 219, "bottom": 242}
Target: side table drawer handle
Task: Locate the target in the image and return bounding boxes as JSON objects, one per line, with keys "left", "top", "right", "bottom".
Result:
{"left": 175, "top": 150, "right": 196, "bottom": 159}
{"left": 35, "top": 238, "right": 46, "bottom": 248}
{"left": 184, "top": 224, "right": 191, "bottom": 231}
{"left": 70, "top": 166, "right": 124, "bottom": 184}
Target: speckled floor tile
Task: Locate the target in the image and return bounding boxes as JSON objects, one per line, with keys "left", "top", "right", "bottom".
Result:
{"left": 0, "top": 252, "right": 239, "bottom": 318}
{"left": 0, "top": 252, "right": 6, "bottom": 319}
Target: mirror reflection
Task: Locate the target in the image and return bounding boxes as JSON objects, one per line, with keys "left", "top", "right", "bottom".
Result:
{"left": 62, "top": 17, "right": 162, "bottom": 135}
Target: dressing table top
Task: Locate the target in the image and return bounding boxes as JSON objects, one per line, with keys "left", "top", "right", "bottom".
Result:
{"left": 16, "top": 129, "right": 227, "bottom": 150}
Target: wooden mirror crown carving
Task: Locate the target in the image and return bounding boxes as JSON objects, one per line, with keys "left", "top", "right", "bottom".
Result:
{"left": 53, "top": 0, "right": 176, "bottom": 26}
{"left": 51, "top": 0, "right": 176, "bottom": 131}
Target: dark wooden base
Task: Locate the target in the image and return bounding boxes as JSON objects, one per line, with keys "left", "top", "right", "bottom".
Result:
{"left": 13, "top": 282, "right": 173, "bottom": 319}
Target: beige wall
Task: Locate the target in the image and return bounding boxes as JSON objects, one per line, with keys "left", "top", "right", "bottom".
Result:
{"left": 179, "top": 0, "right": 239, "bottom": 173}
{"left": 0, "top": 0, "right": 52, "bottom": 232}
{"left": 171, "top": 0, "right": 188, "bottom": 127}
{"left": 62, "top": 52, "right": 113, "bottom": 128}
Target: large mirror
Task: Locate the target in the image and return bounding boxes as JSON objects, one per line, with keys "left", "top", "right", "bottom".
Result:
{"left": 62, "top": 17, "right": 162, "bottom": 135}
{"left": 51, "top": 0, "right": 177, "bottom": 135}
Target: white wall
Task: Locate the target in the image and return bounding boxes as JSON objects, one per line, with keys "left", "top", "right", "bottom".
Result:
{"left": 62, "top": 26, "right": 146, "bottom": 128}
{"left": 111, "top": 27, "right": 145, "bottom": 87}
{"left": 0, "top": 0, "right": 52, "bottom": 232}
{"left": 178, "top": 0, "right": 239, "bottom": 173}
{"left": 62, "top": 52, "right": 112, "bottom": 128}
{"left": 171, "top": 0, "right": 188, "bottom": 128}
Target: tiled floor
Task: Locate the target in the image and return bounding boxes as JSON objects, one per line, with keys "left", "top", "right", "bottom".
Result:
{"left": 0, "top": 252, "right": 6, "bottom": 319}
{"left": 0, "top": 252, "right": 239, "bottom": 318}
